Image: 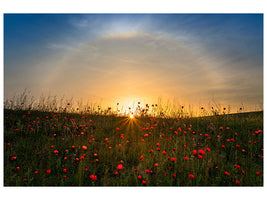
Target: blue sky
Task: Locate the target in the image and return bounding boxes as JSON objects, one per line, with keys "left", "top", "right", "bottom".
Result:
{"left": 4, "top": 14, "right": 263, "bottom": 112}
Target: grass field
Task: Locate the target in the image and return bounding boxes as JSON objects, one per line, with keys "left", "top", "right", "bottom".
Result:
{"left": 4, "top": 108, "right": 263, "bottom": 186}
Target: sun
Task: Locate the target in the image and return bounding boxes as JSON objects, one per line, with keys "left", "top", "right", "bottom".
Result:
{"left": 129, "top": 114, "right": 134, "bottom": 119}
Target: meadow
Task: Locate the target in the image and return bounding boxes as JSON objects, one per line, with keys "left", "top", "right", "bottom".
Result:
{"left": 4, "top": 101, "right": 263, "bottom": 186}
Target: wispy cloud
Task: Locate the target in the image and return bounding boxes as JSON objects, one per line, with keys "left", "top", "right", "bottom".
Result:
{"left": 4, "top": 14, "right": 263, "bottom": 111}
{"left": 37, "top": 31, "right": 261, "bottom": 109}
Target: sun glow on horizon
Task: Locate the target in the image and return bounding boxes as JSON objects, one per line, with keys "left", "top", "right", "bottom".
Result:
{"left": 4, "top": 14, "right": 263, "bottom": 118}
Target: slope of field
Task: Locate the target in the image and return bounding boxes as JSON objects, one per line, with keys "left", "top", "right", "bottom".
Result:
{"left": 4, "top": 109, "right": 263, "bottom": 186}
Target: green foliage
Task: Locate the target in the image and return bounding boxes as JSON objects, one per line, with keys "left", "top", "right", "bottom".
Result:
{"left": 4, "top": 109, "right": 263, "bottom": 186}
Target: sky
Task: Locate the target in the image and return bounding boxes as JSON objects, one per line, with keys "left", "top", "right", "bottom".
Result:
{"left": 4, "top": 14, "right": 263, "bottom": 113}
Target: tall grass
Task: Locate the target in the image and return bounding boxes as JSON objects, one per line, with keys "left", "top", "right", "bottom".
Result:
{"left": 3, "top": 93, "right": 263, "bottom": 186}
{"left": 4, "top": 90, "right": 256, "bottom": 118}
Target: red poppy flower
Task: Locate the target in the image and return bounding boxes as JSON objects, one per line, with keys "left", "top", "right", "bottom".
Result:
{"left": 82, "top": 145, "right": 87, "bottom": 150}
{"left": 140, "top": 155, "right": 144, "bottom": 160}
{"left": 117, "top": 164, "right": 123, "bottom": 171}
{"left": 193, "top": 150, "right": 197, "bottom": 156}
{"left": 90, "top": 174, "right": 97, "bottom": 180}
{"left": 199, "top": 149, "right": 205, "bottom": 155}
{"left": 171, "top": 157, "right": 176, "bottom": 162}
{"left": 162, "top": 151, "right": 166, "bottom": 155}
{"left": 172, "top": 174, "right": 177, "bottom": 178}
{"left": 225, "top": 171, "right": 229, "bottom": 176}
{"left": 235, "top": 165, "right": 240, "bottom": 169}
{"left": 63, "top": 169, "right": 67, "bottom": 173}
{"left": 46, "top": 170, "right": 51, "bottom": 174}
{"left": 138, "top": 175, "right": 142, "bottom": 180}
{"left": 189, "top": 174, "right": 194, "bottom": 179}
